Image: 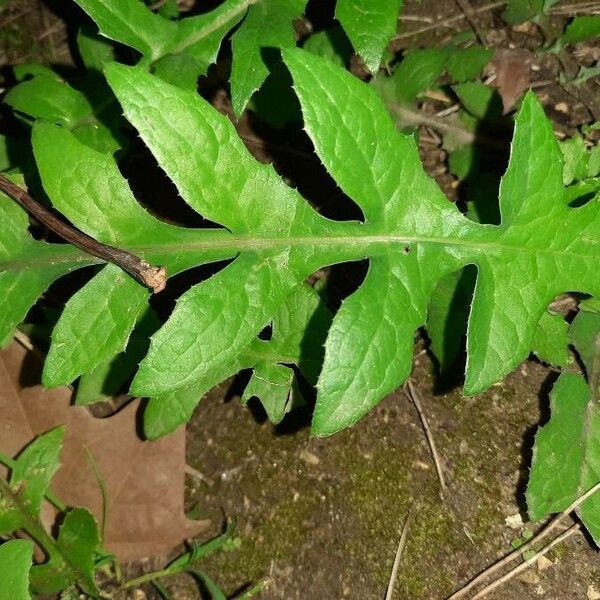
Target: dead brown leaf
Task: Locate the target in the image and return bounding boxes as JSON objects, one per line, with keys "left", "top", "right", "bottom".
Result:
{"left": 0, "top": 342, "right": 208, "bottom": 562}
{"left": 491, "top": 49, "right": 532, "bottom": 114}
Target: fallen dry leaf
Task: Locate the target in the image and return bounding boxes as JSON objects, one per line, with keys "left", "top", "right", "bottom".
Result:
{"left": 0, "top": 342, "right": 208, "bottom": 562}
{"left": 491, "top": 49, "right": 532, "bottom": 114}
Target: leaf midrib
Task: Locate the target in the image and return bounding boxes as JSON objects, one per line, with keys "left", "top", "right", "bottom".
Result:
{"left": 3, "top": 227, "right": 599, "bottom": 272}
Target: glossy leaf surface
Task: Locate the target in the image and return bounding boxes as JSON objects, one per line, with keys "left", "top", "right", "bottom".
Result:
{"left": 4, "top": 50, "right": 600, "bottom": 438}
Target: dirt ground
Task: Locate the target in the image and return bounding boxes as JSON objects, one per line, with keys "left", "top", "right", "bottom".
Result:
{"left": 1, "top": 0, "right": 600, "bottom": 598}
{"left": 178, "top": 353, "right": 599, "bottom": 599}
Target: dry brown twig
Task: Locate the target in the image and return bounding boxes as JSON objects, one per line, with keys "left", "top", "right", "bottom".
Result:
{"left": 385, "top": 506, "right": 414, "bottom": 600}
{"left": 0, "top": 174, "right": 167, "bottom": 293}
{"left": 447, "top": 479, "right": 600, "bottom": 599}
{"left": 403, "top": 379, "right": 447, "bottom": 497}
{"left": 471, "top": 523, "right": 581, "bottom": 599}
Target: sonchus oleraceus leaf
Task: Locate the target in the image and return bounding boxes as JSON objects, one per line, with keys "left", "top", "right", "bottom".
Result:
{"left": 10, "top": 49, "right": 600, "bottom": 440}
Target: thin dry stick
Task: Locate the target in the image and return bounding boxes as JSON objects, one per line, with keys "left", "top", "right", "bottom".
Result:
{"left": 447, "top": 478, "right": 600, "bottom": 599}
{"left": 454, "top": 0, "right": 486, "bottom": 44}
{"left": 550, "top": 1, "right": 600, "bottom": 15}
{"left": 404, "top": 379, "right": 447, "bottom": 496}
{"left": 472, "top": 523, "right": 581, "bottom": 600}
{"left": 385, "top": 506, "right": 414, "bottom": 600}
{"left": 185, "top": 463, "right": 213, "bottom": 487}
{"left": 393, "top": 1, "right": 506, "bottom": 41}
{"left": 0, "top": 174, "right": 167, "bottom": 293}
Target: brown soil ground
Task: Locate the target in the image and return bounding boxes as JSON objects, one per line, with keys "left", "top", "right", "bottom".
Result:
{"left": 178, "top": 353, "right": 599, "bottom": 599}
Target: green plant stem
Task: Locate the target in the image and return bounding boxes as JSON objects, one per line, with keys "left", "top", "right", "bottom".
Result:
{"left": 0, "top": 452, "right": 66, "bottom": 512}
{"left": 120, "top": 564, "right": 179, "bottom": 590}
{"left": 121, "top": 521, "right": 236, "bottom": 589}
{"left": 0, "top": 476, "right": 60, "bottom": 562}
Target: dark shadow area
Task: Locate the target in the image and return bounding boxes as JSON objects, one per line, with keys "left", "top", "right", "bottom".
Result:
{"left": 118, "top": 142, "right": 214, "bottom": 229}
{"left": 449, "top": 86, "right": 512, "bottom": 224}
{"left": 428, "top": 265, "right": 476, "bottom": 393}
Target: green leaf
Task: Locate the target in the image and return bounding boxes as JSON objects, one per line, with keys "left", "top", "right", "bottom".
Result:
{"left": 76, "top": 308, "right": 161, "bottom": 405}
{"left": 0, "top": 540, "right": 33, "bottom": 600}
{"left": 153, "top": 53, "right": 204, "bottom": 90}
{"left": 11, "top": 427, "right": 65, "bottom": 519}
{"left": 527, "top": 372, "right": 600, "bottom": 541}
{"left": 31, "top": 508, "right": 101, "bottom": 595}
{"left": 76, "top": 25, "right": 117, "bottom": 71}
{"left": 73, "top": 0, "right": 177, "bottom": 61}
{"left": 303, "top": 24, "right": 353, "bottom": 68}
{"left": 144, "top": 284, "right": 330, "bottom": 437}
{"left": 446, "top": 46, "right": 494, "bottom": 83}
{"left": 4, "top": 76, "right": 92, "bottom": 127}
{"left": 242, "top": 362, "right": 295, "bottom": 424}
{"left": 190, "top": 570, "right": 227, "bottom": 600}
{"left": 392, "top": 48, "right": 448, "bottom": 102}
{"left": 5, "top": 69, "right": 122, "bottom": 154}
{"left": 569, "top": 308, "right": 600, "bottom": 379}
{"left": 14, "top": 49, "right": 600, "bottom": 441}
{"left": 169, "top": 0, "right": 248, "bottom": 69}
{"left": 0, "top": 427, "right": 65, "bottom": 535}
{"left": 562, "top": 16, "right": 600, "bottom": 44}
{"left": 335, "top": 0, "right": 404, "bottom": 73}
{"left": 531, "top": 311, "right": 570, "bottom": 367}
{"left": 230, "top": 0, "right": 306, "bottom": 116}
{"left": 502, "top": 0, "right": 543, "bottom": 24}
{"left": 13, "top": 63, "right": 61, "bottom": 81}
{"left": 43, "top": 265, "right": 149, "bottom": 388}
{"left": 452, "top": 82, "right": 503, "bottom": 120}
{"left": 560, "top": 134, "right": 590, "bottom": 184}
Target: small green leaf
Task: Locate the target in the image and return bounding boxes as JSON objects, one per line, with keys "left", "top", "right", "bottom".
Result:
{"left": 4, "top": 76, "right": 92, "bottom": 127}
{"left": 531, "top": 311, "right": 570, "bottom": 367}
{"left": 0, "top": 540, "right": 33, "bottom": 600}
{"left": 11, "top": 427, "right": 65, "bottom": 519}
{"left": 527, "top": 373, "right": 600, "bottom": 541}
{"left": 393, "top": 48, "right": 448, "bottom": 102}
{"left": 170, "top": 0, "right": 248, "bottom": 69}
{"left": 560, "top": 134, "right": 590, "bottom": 184}
{"left": 13, "top": 63, "right": 61, "bottom": 81}
{"left": 502, "top": 0, "right": 543, "bottom": 24}
{"left": 190, "top": 570, "right": 227, "bottom": 600}
{"left": 153, "top": 53, "right": 203, "bottom": 90}
{"left": 73, "top": 0, "right": 177, "bottom": 61}
{"left": 242, "top": 362, "right": 294, "bottom": 424}
{"left": 562, "top": 16, "right": 600, "bottom": 44}
{"left": 452, "top": 82, "right": 503, "bottom": 120}
{"left": 447, "top": 46, "right": 494, "bottom": 83}
{"left": 76, "top": 25, "right": 117, "bottom": 71}
{"left": 335, "top": 0, "right": 404, "bottom": 73}
{"left": 303, "top": 24, "right": 353, "bottom": 67}
{"left": 569, "top": 308, "right": 600, "bottom": 379}
{"left": 52, "top": 508, "right": 101, "bottom": 593}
